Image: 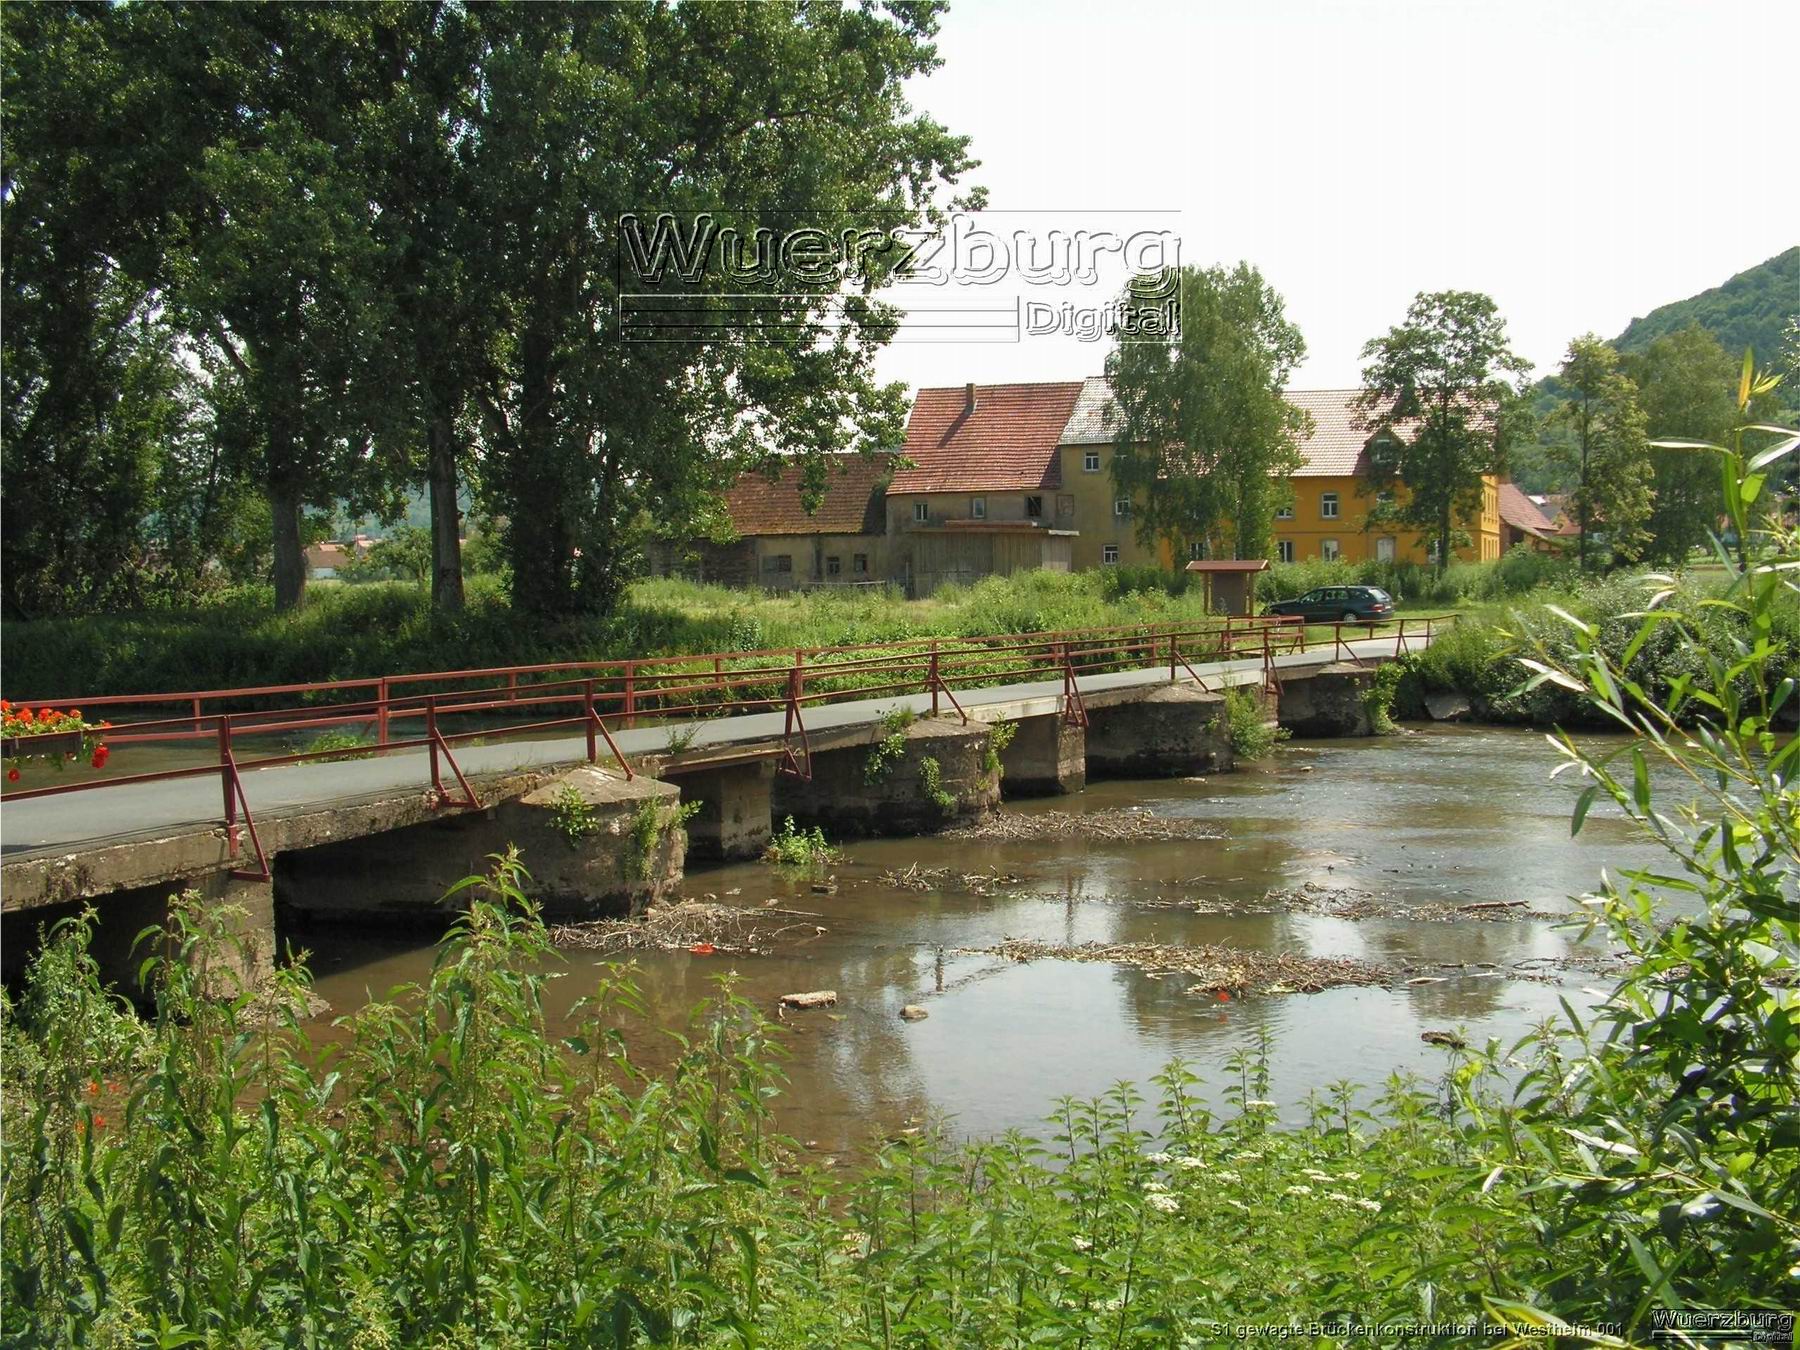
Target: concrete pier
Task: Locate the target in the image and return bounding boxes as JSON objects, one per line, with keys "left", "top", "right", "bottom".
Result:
{"left": 276, "top": 766, "right": 685, "bottom": 926}
{"left": 1084, "top": 684, "right": 1233, "bottom": 778}
{"left": 665, "top": 759, "right": 776, "bottom": 861}
{"left": 1278, "top": 662, "right": 1376, "bottom": 737}
{"left": 772, "top": 716, "right": 999, "bottom": 836}
{"left": 995, "top": 712, "right": 1085, "bottom": 797}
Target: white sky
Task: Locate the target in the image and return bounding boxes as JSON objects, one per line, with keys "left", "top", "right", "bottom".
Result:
{"left": 875, "top": 0, "right": 1799, "bottom": 395}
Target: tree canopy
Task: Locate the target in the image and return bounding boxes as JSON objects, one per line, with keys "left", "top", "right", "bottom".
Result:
{"left": 1103, "top": 264, "right": 1309, "bottom": 561}
{"left": 1356, "top": 291, "right": 1530, "bottom": 570}
{"left": 1551, "top": 336, "right": 1652, "bottom": 569}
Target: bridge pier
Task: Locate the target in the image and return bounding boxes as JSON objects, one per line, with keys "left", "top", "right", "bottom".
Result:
{"left": 665, "top": 760, "right": 775, "bottom": 861}
{"left": 275, "top": 766, "right": 685, "bottom": 926}
{"left": 996, "top": 713, "right": 1085, "bottom": 797}
{"left": 1277, "top": 662, "right": 1376, "bottom": 737}
{"left": 1084, "top": 684, "right": 1233, "bottom": 778}
{"left": 772, "top": 716, "right": 999, "bottom": 836}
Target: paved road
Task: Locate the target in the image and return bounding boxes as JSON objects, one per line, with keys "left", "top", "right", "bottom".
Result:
{"left": 0, "top": 635, "right": 1427, "bottom": 860}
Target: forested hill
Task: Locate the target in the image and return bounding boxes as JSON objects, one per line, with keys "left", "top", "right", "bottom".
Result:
{"left": 1611, "top": 246, "right": 1797, "bottom": 362}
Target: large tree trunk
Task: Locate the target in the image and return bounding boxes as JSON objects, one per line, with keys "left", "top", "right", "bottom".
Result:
{"left": 426, "top": 407, "right": 465, "bottom": 612}
{"left": 269, "top": 473, "right": 307, "bottom": 611}
{"left": 506, "top": 326, "right": 574, "bottom": 616}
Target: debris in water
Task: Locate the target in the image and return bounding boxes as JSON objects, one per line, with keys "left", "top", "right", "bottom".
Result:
{"left": 880, "top": 863, "right": 1026, "bottom": 896}
{"left": 549, "top": 900, "right": 819, "bottom": 955}
{"left": 944, "top": 810, "right": 1225, "bottom": 843}
{"left": 780, "top": 990, "right": 838, "bottom": 1010}
{"left": 965, "top": 938, "right": 1393, "bottom": 996}
{"left": 1421, "top": 1030, "right": 1466, "bottom": 1048}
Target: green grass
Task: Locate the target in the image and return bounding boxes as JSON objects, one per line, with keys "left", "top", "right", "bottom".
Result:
{"left": 2, "top": 559, "right": 1546, "bottom": 702}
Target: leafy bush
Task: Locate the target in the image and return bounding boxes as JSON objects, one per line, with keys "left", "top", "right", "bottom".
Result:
{"left": 762, "top": 815, "right": 837, "bottom": 869}
{"left": 1222, "top": 686, "right": 1288, "bottom": 760}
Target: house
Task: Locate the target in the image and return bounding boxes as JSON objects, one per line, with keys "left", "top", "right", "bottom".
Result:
{"left": 1066, "top": 381, "right": 1502, "bottom": 566}
{"left": 883, "top": 382, "right": 1084, "bottom": 593}
{"left": 1498, "top": 482, "right": 1562, "bottom": 553}
{"left": 677, "top": 378, "right": 1506, "bottom": 596}
{"left": 650, "top": 454, "right": 891, "bottom": 590}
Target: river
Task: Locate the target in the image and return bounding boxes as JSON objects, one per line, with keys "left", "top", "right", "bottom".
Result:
{"left": 296, "top": 724, "right": 1668, "bottom": 1159}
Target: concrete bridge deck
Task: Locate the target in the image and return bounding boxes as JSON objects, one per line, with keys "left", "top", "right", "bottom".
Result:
{"left": 0, "top": 633, "right": 1428, "bottom": 911}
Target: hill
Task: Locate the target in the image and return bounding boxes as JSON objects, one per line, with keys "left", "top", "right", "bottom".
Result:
{"left": 1612, "top": 246, "right": 1797, "bottom": 363}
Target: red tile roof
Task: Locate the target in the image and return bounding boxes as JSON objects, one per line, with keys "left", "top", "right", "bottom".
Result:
{"left": 724, "top": 454, "right": 890, "bottom": 537}
{"left": 1498, "top": 482, "right": 1556, "bottom": 537}
{"left": 891, "top": 382, "right": 1086, "bottom": 494}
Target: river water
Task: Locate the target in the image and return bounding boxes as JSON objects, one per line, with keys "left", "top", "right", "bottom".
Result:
{"left": 297, "top": 724, "right": 1668, "bottom": 1158}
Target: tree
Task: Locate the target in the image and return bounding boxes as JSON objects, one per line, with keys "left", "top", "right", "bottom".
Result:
{"left": 464, "top": 3, "right": 973, "bottom": 617}
{"left": 1550, "top": 335, "right": 1652, "bottom": 569}
{"left": 1621, "top": 325, "right": 1737, "bottom": 562}
{"left": 1356, "top": 291, "right": 1530, "bottom": 571}
{"left": 1103, "top": 264, "right": 1309, "bottom": 560}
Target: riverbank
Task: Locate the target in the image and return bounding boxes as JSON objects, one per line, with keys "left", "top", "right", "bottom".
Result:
{"left": 3, "top": 555, "right": 1557, "bottom": 700}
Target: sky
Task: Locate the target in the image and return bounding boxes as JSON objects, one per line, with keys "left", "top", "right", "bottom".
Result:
{"left": 872, "top": 0, "right": 1799, "bottom": 396}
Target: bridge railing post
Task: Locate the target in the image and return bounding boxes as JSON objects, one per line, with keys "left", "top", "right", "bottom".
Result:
{"left": 584, "top": 678, "right": 597, "bottom": 763}
{"left": 426, "top": 695, "right": 440, "bottom": 797}
{"left": 622, "top": 666, "right": 636, "bottom": 729}
{"left": 218, "top": 717, "right": 237, "bottom": 855}
{"left": 377, "top": 677, "right": 390, "bottom": 746}
{"left": 929, "top": 641, "right": 940, "bottom": 716}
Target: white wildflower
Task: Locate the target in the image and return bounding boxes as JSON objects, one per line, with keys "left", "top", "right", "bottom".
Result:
{"left": 1341, "top": 1171, "right": 1361, "bottom": 1181}
{"left": 1224, "top": 1197, "right": 1250, "bottom": 1212}
{"left": 1355, "top": 1198, "right": 1382, "bottom": 1213}
{"left": 1145, "top": 1151, "right": 1172, "bottom": 1164}
{"left": 1143, "top": 1179, "right": 1170, "bottom": 1194}
{"left": 1175, "top": 1155, "right": 1207, "bottom": 1170}
{"left": 1326, "top": 1191, "right": 1355, "bottom": 1204}
{"left": 1300, "top": 1168, "right": 1334, "bottom": 1182}
{"left": 1072, "top": 1235, "right": 1093, "bottom": 1253}
{"left": 1147, "top": 1193, "right": 1180, "bottom": 1215}
{"left": 1214, "top": 1169, "right": 1241, "bottom": 1183}
{"left": 1231, "top": 1150, "right": 1263, "bottom": 1162}
{"left": 1284, "top": 1184, "right": 1313, "bottom": 1196}
{"left": 1245, "top": 1099, "right": 1276, "bottom": 1109}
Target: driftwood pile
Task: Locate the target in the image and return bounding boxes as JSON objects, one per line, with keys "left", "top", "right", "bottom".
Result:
{"left": 945, "top": 809, "right": 1225, "bottom": 844}
{"left": 549, "top": 900, "right": 820, "bottom": 955}
{"left": 879, "top": 864, "right": 1026, "bottom": 896}
{"left": 968, "top": 938, "right": 1393, "bottom": 996}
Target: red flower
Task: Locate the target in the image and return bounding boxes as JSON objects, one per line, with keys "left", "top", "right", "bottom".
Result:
{"left": 17, "top": 708, "right": 32, "bottom": 723}
{"left": 5, "top": 769, "right": 17, "bottom": 783}
{"left": 91, "top": 745, "right": 110, "bottom": 769}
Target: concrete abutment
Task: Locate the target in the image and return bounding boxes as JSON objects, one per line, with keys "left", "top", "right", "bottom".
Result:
{"left": 1277, "top": 663, "right": 1377, "bottom": 737}
{"left": 771, "top": 716, "right": 999, "bottom": 836}
{"left": 1084, "top": 684, "right": 1234, "bottom": 778}
{"left": 995, "top": 712, "right": 1085, "bottom": 797}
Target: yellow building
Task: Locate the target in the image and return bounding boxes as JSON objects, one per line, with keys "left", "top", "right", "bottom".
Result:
{"left": 1062, "top": 380, "right": 1500, "bottom": 567}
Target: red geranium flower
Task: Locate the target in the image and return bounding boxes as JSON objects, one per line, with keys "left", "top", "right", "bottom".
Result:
{"left": 6, "top": 769, "right": 18, "bottom": 782}
{"left": 91, "top": 745, "right": 110, "bottom": 769}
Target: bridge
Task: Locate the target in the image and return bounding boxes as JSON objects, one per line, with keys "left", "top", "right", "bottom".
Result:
{"left": 0, "top": 615, "right": 1450, "bottom": 989}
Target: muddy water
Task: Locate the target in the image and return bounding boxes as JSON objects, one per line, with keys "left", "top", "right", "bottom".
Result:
{"left": 297, "top": 724, "right": 1668, "bottom": 1158}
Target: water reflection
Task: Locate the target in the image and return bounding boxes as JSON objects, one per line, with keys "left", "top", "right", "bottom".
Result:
{"left": 299, "top": 724, "right": 1662, "bottom": 1155}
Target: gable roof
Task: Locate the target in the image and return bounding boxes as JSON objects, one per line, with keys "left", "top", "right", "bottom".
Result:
{"left": 891, "top": 382, "right": 1085, "bottom": 494}
{"left": 724, "top": 453, "right": 889, "bottom": 537}
{"left": 1061, "top": 381, "right": 1496, "bottom": 479}
{"left": 1498, "top": 481, "right": 1556, "bottom": 537}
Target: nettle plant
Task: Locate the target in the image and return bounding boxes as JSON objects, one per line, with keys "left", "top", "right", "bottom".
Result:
{"left": 1491, "top": 353, "right": 1799, "bottom": 1331}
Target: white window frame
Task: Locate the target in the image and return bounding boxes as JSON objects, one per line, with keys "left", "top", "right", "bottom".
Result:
{"left": 1114, "top": 498, "right": 1132, "bottom": 519}
{"left": 1083, "top": 450, "right": 1101, "bottom": 472}
{"left": 1320, "top": 492, "right": 1340, "bottom": 520}
{"left": 913, "top": 502, "right": 929, "bottom": 523}
{"left": 1320, "top": 538, "right": 1340, "bottom": 562}
{"left": 1276, "top": 540, "right": 1294, "bottom": 564}
{"left": 1102, "top": 544, "right": 1120, "bottom": 565}
{"left": 970, "top": 496, "right": 987, "bottom": 520}
{"left": 1275, "top": 504, "right": 1294, "bottom": 520}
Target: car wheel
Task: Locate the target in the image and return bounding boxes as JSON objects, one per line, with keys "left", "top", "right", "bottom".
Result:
{"left": 1341, "top": 611, "right": 1359, "bottom": 623}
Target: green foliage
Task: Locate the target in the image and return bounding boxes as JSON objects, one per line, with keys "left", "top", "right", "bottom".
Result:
{"left": 1624, "top": 325, "right": 1743, "bottom": 561}
{"left": 1364, "top": 662, "right": 1404, "bottom": 734}
{"left": 982, "top": 719, "right": 1019, "bottom": 780}
{"left": 1105, "top": 262, "right": 1310, "bottom": 560}
{"left": 1261, "top": 548, "right": 1572, "bottom": 608}
{"left": 917, "top": 754, "right": 956, "bottom": 814}
{"left": 1550, "top": 335, "right": 1653, "bottom": 567}
{"left": 305, "top": 728, "right": 375, "bottom": 761}
{"left": 1613, "top": 245, "right": 1799, "bottom": 370}
{"left": 863, "top": 705, "right": 916, "bottom": 783}
{"left": 1358, "top": 290, "right": 1532, "bottom": 571}
{"left": 662, "top": 721, "right": 700, "bottom": 756}
{"left": 762, "top": 815, "right": 837, "bottom": 869}
{"left": 548, "top": 783, "right": 597, "bottom": 849}
{"left": 1222, "top": 687, "right": 1288, "bottom": 760}
{"left": 624, "top": 798, "right": 701, "bottom": 881}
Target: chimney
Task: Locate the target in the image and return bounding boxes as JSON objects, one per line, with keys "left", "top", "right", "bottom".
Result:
{"left": 964, "top": 382, "right": 978, "bottom": 414}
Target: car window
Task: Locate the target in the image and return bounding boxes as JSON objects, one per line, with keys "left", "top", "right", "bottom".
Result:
{"left": 1366, "top": 588, "right": 1392, "bottom": 602}
{"left": 1300, "top": 590, "right": 1321, "bottom": 602}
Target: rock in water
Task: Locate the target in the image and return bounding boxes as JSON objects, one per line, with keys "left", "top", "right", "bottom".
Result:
{"left": 780, "top": 990, "right": 837, "bottom": 1010}
{"left": 1424, "top": 691, "right": 1472, "bottom": 722}
{"left": 1421, "top": 1029, "right": 1466, "bottom": 1048}
{"left": 899, "top": 1004, "right": 929, "bottom": 1021}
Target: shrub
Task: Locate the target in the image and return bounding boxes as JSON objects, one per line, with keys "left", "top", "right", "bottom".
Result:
{"left": 763, "top": 815, "right": 837, "bottom": 868}
{"left": 1222, "top": 687, "right": 1288, "bottom": 760}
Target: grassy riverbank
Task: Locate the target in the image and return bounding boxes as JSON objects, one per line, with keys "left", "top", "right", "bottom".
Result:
{"left": 3, "top": 554, "right": 1558, "bottom": 701}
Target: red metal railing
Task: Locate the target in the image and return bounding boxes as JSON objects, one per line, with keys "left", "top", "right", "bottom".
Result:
{"left": 2, "top": 612, "right": 1455, "bottom": 873}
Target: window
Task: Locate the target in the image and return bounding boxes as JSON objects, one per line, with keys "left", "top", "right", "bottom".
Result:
{"left": 761, "top": 554, "right": 793, "bottom": 574}
{"left": 1114, "top": 498, "right": 1132, "bottom": 519}
{"left": 970, "top": 497, "right": 987, "bottom": 520}
{"left": 853, "top": 553, "right": 868, "bottom": 574}
{"left": 1376, "top": 490, "right": 1394, "bottom": 505}
{"left": 1102, "top": 544, "right": 1120, "bottom": 565}
{"left": 1376, "top": 536, "right": 1396, "bottom": 562}
{"left": 1320, "top": 539, "right": 1340, "bottom": 561}
{"left": 1025, "top": 495, "right": 1043, "bottom": 518}
{"left": 1056, "top": 493, "right": 1076, "bottom": 521}
{"left": 1275, "top": 504, "right": 1294, "bottom": 520}
{"left": 913, "top": 502, "right": 929, "bottom": 523}
{"left": 1320, "top": 492, "right": 1340, "bottom": 519}
{"left": 1277, "top": 540, "right": 1294, "bottom": 564}
{"left": 1188, "top": 540, "right": 1207, "bottom": 561}
{"left": 826, "top": 556, "right": 841, "bottom": 577}
{"left": 1083, "top": 450, "right": 1101, "bottom": 472}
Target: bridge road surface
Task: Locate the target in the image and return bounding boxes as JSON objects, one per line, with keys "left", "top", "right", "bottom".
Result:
{"left": 0, "top": 634, "right": 1431, "bottom": 862}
